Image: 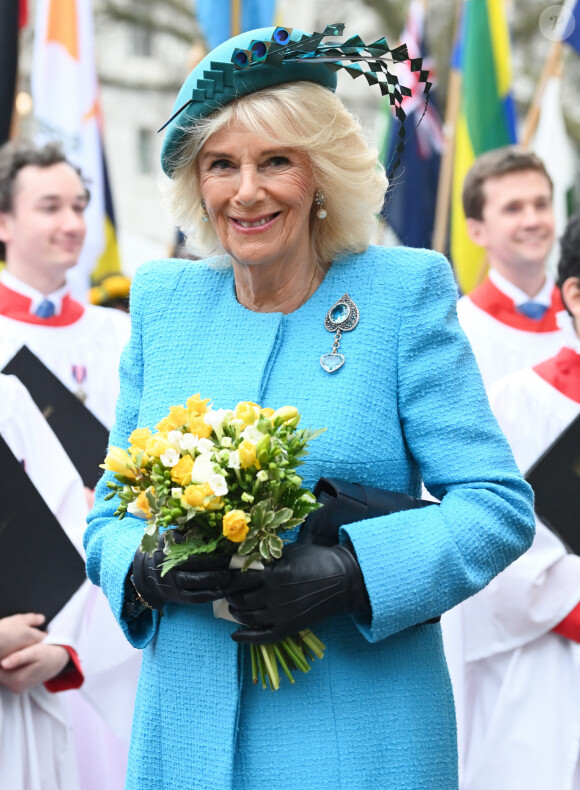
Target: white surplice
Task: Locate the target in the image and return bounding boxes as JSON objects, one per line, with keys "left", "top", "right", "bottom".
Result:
{"left": 0, "top": 374, "right": 89, "bottom": 790}
{"left": 0, "top": 299, "right": 130, "bottom": 430}
{"left": 456, "top": 272, "right": 565, "bottom": 390}
{"left": 443, "top": 323, "right": 580, "bottom": 790}
{"left": 0, "top": 277, "right": 141, "bottom": 789}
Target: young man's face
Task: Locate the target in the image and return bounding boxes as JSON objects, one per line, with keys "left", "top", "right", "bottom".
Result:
{"left": 466, "top": 170, "right": 555, "bottom": 275}
{"left": 0, "top": 162, "right": 88, "bottom": 282}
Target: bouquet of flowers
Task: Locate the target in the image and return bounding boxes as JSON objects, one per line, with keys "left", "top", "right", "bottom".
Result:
{"left": 101, "top": 394, "right": 326, "bottom": 690}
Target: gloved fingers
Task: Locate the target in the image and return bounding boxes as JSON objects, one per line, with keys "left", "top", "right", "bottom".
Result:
{"left": 172, "top": 569, "right": 233, "bottom": 592}
{"left": 230, "top": 625, "right": 280, "bottom": 644}
{"left": 226, "top": 601, "right": 271, "bottom": 628}
{"left": 175, "top": 589, "right": 228, "bottom": 604}
{"left": 222, "top": 570, "right": 264, "bottom": 596}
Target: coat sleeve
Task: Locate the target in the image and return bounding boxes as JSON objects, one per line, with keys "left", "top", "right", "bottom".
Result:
{"left": 340, "top": 251, "right": 535, "bottom": 643}
{"left": 84, "top": 263, "right": 161, "bottom": 648}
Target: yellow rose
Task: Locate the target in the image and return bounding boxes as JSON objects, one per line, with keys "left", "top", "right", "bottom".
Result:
{"left": 238, "top": 439, "right": 259, "bottom": 469}
{"left": 261, "top": 407, "right": 275, "bottom": 418}
{"left": 222, "top": 510, "right": 250, "bottom": 543}
{"left": 188, "top": 415, "right": 213, "bottom": 439}
{"left": 145, "top": 434, "right": 172, "bottom": 457}
{"left": 171, "top": 455, "right": 194, "bottom": 486}
{"left": 272, "top": 405, "right": 299, "bottom": 423}
{"left": 156, "top": 405, "right": 189, "bottom": 432}
{"left": 186, "top": 393, "right": 211, "bottom": 417}
{"left": 235, "top": 401, "right": 260, "bottom": 426}
{"left": 181, "top": 483, "right": 223, "bottom": 511}
{"left": 135, "top": 489, "right": 152, "bottom": 517}
{"left": 128, "top": 427, "right": 152, "bottom": 450}
{"left": 101, "top": 447, "right": 139, "bottom": 480}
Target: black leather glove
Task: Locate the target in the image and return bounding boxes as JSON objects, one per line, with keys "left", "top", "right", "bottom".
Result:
{"left": 131, "top": 545, "right": 236, "bottom": 610}
{"left": 226, "top": 542, "right": 370, "bottom": 643}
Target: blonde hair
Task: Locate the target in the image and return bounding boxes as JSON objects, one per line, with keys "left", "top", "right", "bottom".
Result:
{"left": 163, "top": 82, "right": 388, "bottom": 265}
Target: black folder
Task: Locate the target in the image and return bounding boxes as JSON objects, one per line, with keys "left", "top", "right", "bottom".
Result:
{"left": 0, "top": 434, "right": 87, "bottom": 623}
{"left": 525, "top": 412, "right": 580, "bottom": 555}
{"left": 2, "top": 346, "right": 109, "bottom": 488}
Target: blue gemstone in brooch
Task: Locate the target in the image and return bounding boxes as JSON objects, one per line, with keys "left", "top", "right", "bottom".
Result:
{"left": 320, "top": 293, "right": 359, "bottom": 373}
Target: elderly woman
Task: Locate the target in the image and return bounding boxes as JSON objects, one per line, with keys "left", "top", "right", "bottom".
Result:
{"left": 85, "top": 24, "right": 534, "bottom": 790}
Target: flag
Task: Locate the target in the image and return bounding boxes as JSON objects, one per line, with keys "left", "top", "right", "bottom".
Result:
{"left": 380, "top": 0, "right": 443, "bottom": 249}
{"left": 31, "top": 0, "right": 121, "bottom": 300}
{"left": 196, "top": 0, "right": 277, "bottom": 51}
{"left": 450, "top": 0, "right": 517, "bottom": 294}
{"left": 0, "top": 0, "right": 25, "bottom": 145}
{"left": 563, "top": 0, "right": 580, "bottom": 52}
{"left": 533, "top": 75, "right": 576, "bottom": 277}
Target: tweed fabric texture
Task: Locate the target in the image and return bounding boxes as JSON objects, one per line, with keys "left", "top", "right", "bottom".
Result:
{"left": 85, "top": 245, "right": 534, "bottom": 790}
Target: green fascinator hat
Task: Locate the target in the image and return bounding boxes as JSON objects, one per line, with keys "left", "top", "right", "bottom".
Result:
{"left": 159, "top": 22, "right": 431, "bottom": 178}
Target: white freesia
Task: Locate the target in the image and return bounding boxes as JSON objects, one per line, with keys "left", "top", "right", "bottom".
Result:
{"left": 180, "top": 433, "right": 199, "bottom": 452}
{"left": 171, "top": 487, "right": 183, "bottom": 498}
{"left": 160, "top": 448, "right": 180, "bottom": 467}
{"left": 218, "top": 449, "right": 231, "bottom": 463}
{"left": 197, "top": 438, "right": 215, "bottom": 455}
{"left": 203, "top": 408, "right": 230, "bottom": 439}
{"left": 208, "top": 474, "right": 228, "bottom": 496}
{"left": 167, "top": 430, "right": 183, "bottom": 448}
{"left": 242, "top": 424, "right": 265, "bottom": 444}
{"left": 220, "top": 437, "right": 233, "bottom": 448}
{"left": 256, "top": 470, "right": 269, "bottom": 482}
{"left": 191, "top": 453, "right": 215, "bottom": 484}
{"left": 127, "top": 500, "right": 149, "bottom": 518}
{"left": 227, "top": 450, "right": 241, "bottom": 469}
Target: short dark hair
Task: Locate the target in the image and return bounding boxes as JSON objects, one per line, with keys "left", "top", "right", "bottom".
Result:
{"left": 557, "top": 213, "right": 580, "bottom": 296}
{"left": 462, "top": 145, "right": 553, "bottom": 220}
{"left": 0, "top": 140, "right": 89, "bottom": 259}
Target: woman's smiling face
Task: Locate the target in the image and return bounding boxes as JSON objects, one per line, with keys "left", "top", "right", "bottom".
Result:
{"left": 198, "top": 123, "right": 316, "bottom": 271}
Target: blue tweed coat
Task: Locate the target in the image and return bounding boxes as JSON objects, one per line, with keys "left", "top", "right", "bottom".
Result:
{"left": 85, "top": 246, "right": 534, "bottom": 790}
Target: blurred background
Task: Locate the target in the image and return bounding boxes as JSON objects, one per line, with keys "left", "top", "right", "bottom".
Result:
{"left": 3, "top": 0, "right": 580, "bottom": 296}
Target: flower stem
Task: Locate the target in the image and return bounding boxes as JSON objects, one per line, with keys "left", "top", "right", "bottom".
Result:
{"left": 250, "top": 644, "right": 258, "bottom": 684}
{"left": 273, "top": 643, "right": 295, "bottom": 685}
{"left": 260, "top": 644, "right": 280, "bottom": 691}
{"left": 281, "top": 637, "right": 310, "bottom": 673}
{"left": 256, "top": 644, "right": 267, "bottom": 690}
{"left": 300, "top": 629, "right": 326, "bottom": 659}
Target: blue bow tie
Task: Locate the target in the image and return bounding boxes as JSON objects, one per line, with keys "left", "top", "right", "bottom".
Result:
{"left": 517, "top": 301, "right": 548, "bottom": 320}
{"left": 35, "top": 299, "right": 56, "bottom": 318}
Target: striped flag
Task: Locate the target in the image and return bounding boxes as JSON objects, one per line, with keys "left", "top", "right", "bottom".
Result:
{"left": 450, "top": 0, "right": 517, "bottom": 294}
{"left": 196, "top": 0, "right": 277, "bottom": 50}
{"left": 31, "top": 0, "right": 121, "bottom": 300}
{"left": 380, "top": 0, "right": 443, "bottom": 249}
{"left": 563, "top": 0, "right": 580, "bottom": 52}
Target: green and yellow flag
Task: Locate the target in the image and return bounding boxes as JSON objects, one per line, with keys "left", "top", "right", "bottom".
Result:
{"left": 450, "top": 0, "right": 516, "bottom": 293}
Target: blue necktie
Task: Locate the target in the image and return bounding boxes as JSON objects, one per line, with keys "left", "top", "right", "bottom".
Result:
{"left": 35, "top": 299, "right": 56, "bottom": 318}
{"left": 517, "top": 301, "right": 548, "bottom": 321}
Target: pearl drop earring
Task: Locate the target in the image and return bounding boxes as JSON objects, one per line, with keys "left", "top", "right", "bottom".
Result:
{"left": 314, "top": 190, "right": 327, "bottom": 219}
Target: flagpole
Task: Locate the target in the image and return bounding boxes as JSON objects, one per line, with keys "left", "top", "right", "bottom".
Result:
{"left": 231, "top": 0, "right": 241, "bottom": 36}
{"left": 432, "top": 0, "right": 463, "bottom": 252}
{"left": 520, "top": 40, "right": 563, "bottom": 146}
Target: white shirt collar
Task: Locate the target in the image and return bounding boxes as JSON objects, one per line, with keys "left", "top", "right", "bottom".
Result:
{"left": 488, "top": 269, "right": 554, "bottom": 308}
{"left": 0, "top": 270, "right": 69, "bottom": 315}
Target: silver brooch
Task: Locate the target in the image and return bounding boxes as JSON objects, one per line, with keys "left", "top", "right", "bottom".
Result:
{"left": 320, "top": 293, "right": 359, "bottom": 373}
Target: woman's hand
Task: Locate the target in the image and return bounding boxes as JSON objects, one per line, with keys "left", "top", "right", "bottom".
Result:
{"left": 0, "top": 643, "right": 69, "bottom": 693}
{"left": 226, "top": 543, "right": 370, "bottom": 643}
{"left": 132, "top": 545, "right": 242, "bottom": 609}
{"left": 0, "top": 613, "right": 46, "bottom": 661}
